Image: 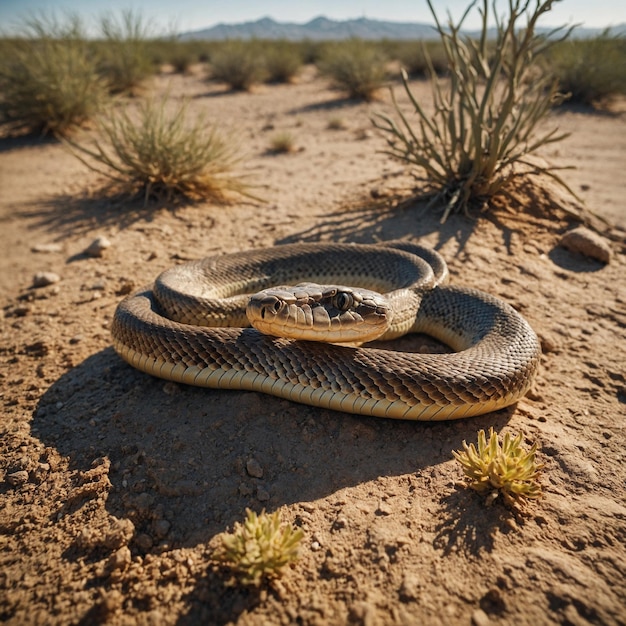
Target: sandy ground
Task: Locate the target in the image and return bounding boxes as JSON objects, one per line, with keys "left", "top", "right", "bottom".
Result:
{"left": 1, "top": 66, "right": 625, "bottom": 625}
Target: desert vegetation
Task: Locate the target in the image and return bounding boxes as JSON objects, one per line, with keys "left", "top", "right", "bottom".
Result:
{"left": 0, "top": 14, "right": 107, "bottom": 137}
{"left": 1, "top": 9, "right": 623, "bottom": 139}
{"left": 66, "top": 97, "right": 250, "bottom": 204}
{"left": 546, "top": 33, "right": 626, "bottom": 106}
{"left": 318, "top": 39, "right": 389, "bottom": 100}
{"left": 373, "top": 0, "right": 582, "bottom": 222}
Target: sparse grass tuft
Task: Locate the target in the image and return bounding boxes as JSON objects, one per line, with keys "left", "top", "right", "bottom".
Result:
{"left": 453, "top": 428, "right": 544, "bottom": 508}
{"left": 327, "top": 116, "right": 348, "bottom": 130}
{"left": 0, "top": 14, "right": 107, "bottom": 137}
{"left": 319, "top": 39, "right": 388, "bottom": 101}
{"left": 268, "top": 131, "right": 296, "bottom": 154}
{"left": 209, "top": 41, "right": 266, "bottom": 90}
{"left": 66, "top": 97, "right": 252, "bottom": 205}
{"left": 213, "top": 508, "right": 303, "bottom": 586}
{"left": 373, "top": 0, "right": 576, "bottom": 222}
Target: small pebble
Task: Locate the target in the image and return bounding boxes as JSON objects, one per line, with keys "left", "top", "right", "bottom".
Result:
{"left": 471, "top": 609, "right": 491, "bottom": 626}
{"left": 559, "top": 226, "right": 612, "bottom": 263}
{"left": 256, "top": 486, "right": 270, "bottom": 501}
{"left": 85, "top": 236, "right": 112, "bottom": 258}
{"left": 134, "top": 533, "right": 153, "bottom": 551}
{"left": 32, "top": 272, "right": 60, "bottom": 288}
{"left": 246, "top": 458, "right": 264, "bottom": 478}
{"left": 153, "top": 519, "right": 171, "bottom": 539}
{"left": 7, "top": 470, "right": 30, "bottom": 486}
{"left": 107, "top": 546, "right": 131, "bottom": 572}
{"left": 31, "top": 243, "right": 62, "bottom": 253}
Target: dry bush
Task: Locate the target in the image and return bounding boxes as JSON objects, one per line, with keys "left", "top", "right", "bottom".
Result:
{"left": 546, "top": 34, "right": 626, "bottom": 107}
{"left": 209, "top": 41, "right": 266, "bottom": 90}
{"left": 319, "top": 39, "right": 389, "bottom": 101}
{"left": 0, "top": 14, "right": 106, "bottom": 137}
{"left": 97, "top": 10, "right": 154, "bottom": 94}
{"left": 67, "top": 97, "right": 252, "bottom": 205}
{"left": 262, "top": 41, "right": 303, "bottom": 83}
{"left": 374, "top": 0, "right": 576, "bottom": 222}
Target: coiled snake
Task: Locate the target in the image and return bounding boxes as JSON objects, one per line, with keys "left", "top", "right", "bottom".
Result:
{"left": 111, "top": 242, "right": 541, "bottom": 420}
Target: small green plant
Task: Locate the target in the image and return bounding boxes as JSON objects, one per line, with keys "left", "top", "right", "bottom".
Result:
{"left": 67, "top": 97, "right": 252, "bottom": 205}
{"left": 268, "top": 131, "right": 296, "bottom": 154}
{"left": 453, "top": 428, "right": 544, "bottom": 508}
{"left": 209, "top": 41, "right": 266, "bottom": 90}
{"left": 373, "top": 0, "right": 576, "bottom": 222}
{"left": 319, "top": 39, "right": 388, "bottom": 101}
{"left": 213, "top": 508, "right": 303, "bottom": 586}
{"left": 0, "top": 13, "right": 106, "bottom": 137}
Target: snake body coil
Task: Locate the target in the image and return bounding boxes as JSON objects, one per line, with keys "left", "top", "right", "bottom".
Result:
{"left": 111, "top": 242, "right": 541, "bottom": 420}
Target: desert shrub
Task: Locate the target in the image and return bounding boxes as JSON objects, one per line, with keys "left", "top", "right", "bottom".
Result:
{"left": 395, "top": 41, "right": 449, "bottom": 77}
{"left": 66, "top": 97, "right": 251, "bottom": 204}
{"left": 263, "top": 41, "right": 303, "bottom": 83}
{"left": 97, "top": 10, "right": 154, "bottom": 93}
{"left": 0, "top": 14, "right": 107, "bottom": 137}
{"left": 319, "top": 39, "right": 389, "bottom": 101}
{"left": 373, "top": 0, "right": 575, "bottom": 222}
{"left": 209, "top": 41, "right": 266, "bottom": 90}
{"left": 298, "top": 39, "right": 328, "bottom": 64}
{"left": 546, "top": 34, "right": 626, "bottom": 106}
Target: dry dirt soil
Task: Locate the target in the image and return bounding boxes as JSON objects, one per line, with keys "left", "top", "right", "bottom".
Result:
{"left": 1, "top": 66, "right": 625, "bottom": 626}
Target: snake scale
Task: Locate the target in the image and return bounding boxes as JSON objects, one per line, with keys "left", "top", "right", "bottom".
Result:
{"left": 111, "top": 242, "right": 541, "bottom": 420}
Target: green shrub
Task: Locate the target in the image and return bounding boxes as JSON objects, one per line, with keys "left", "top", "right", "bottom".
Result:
{"left": 395, "top": 41, "right": 449, "bottom": 77}
{"left": 263, "top": 41, "right": 303, "bottom": 83}
{"left": 0, "top": 14, "right": 106, "bottom": 137}
{"left": 98, "top": 10, "right": 154, "bottom": 93}
{"left": 67, "top": 97, "right": 252, "bottom": 204}
{"left": 453, "top": 428, "right": 543, "bottom": 508}
{"left": 213, "top": 509, "right": 303, "bottom": 586}
{"left": 319, "top": 39, "right": 389, "bottom": 101}
{"left": 373, "top": 0, "right": 575, "bottom": 222}
{"left": 546, "top": 34, "right": 626, "bottom": 106}
{"left": 209, "top": 41, "right": 266, "bottom": 90}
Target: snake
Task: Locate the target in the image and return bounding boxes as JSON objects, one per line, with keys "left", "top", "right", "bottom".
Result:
{"left": 111, "top": 241, "right": 541, "bottom": 420}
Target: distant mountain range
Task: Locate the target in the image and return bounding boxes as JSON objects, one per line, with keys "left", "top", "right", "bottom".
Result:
{"left": 180, "top": 15, "right": 626, "bottom": 41}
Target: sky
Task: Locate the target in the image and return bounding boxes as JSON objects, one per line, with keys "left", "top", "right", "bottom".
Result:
{"left": 1, "top": 0, "right": 625, "bottom": 35}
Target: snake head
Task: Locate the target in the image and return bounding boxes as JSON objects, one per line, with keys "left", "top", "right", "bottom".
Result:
{"left": 246, "top": 282, "right": 391, "bottom": 343}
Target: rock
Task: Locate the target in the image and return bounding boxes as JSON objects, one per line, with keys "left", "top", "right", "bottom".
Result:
{"left": 85, "top": 236, "right": 111, "bottom": 258}
{"left": 559, "top": 226, "right": 612, "bottom": 263}
{"left": 153, "top": 519, "right": 171, "bottom": 539}
{"left": 32, "top": 272, "right": 60, "bottom": 288}
{"left": 31, "top": 243, "right": 62, "bottom": 253}
{"left": 471, "top": 609, "right": 491, "bottom": 626}
{"left": 134, "top": 533, "right": 154, "bottom": 551}
{"left": 107, "top": 546, "right": 131, "bottom": 572}
{"left": 246, "top": 458, "right": 264, "bottom": 478}
{"left": 7, "top": 470, "right": 30, "bottom": 486}
{"left": 256, "top": 486, "right": 270, "bottom": 501}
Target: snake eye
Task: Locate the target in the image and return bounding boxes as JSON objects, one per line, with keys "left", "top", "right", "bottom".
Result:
{"left": 333, "top": 291, "right": 353, "bottom": 311}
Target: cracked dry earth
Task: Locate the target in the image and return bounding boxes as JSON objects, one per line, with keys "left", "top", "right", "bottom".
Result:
{"left": 1, "top": 67, "right": 625, "bottom": 625}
